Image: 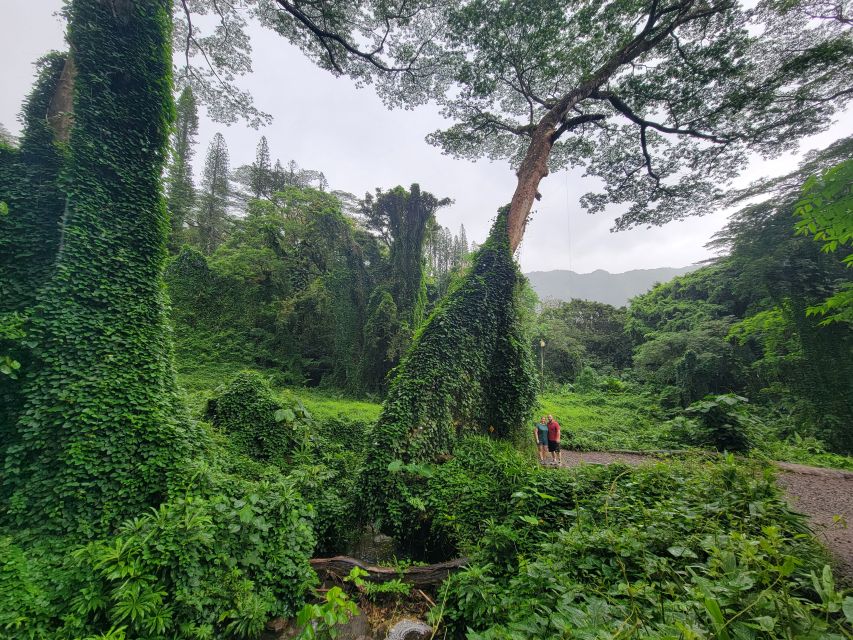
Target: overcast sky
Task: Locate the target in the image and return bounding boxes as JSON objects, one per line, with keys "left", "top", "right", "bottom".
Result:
{"left": 3, "top": 1, "right": 851, "bottom": 274}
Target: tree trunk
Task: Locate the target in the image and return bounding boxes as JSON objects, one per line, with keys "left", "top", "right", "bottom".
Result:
{"left": 507, "top": 124, "right": 556, "bottom": 253}
{"left": 310, "top": 556, "right": 468, "bottom": 587}
{"left": 47, "top": 54, "right": 76, "bottom": 144}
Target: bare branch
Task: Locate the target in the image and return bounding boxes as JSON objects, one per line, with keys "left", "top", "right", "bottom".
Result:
{"left": 274, "top": 0, "right": 422, "bottom": 74}
{"left": 592, "top": 90, "right": 733, "bottom": 144}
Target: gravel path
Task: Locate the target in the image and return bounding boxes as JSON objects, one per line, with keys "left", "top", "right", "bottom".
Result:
{"left": 554, "top": 451, "right": 853, "bottom": 583}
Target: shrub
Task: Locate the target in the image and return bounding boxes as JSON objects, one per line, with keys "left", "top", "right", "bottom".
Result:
{"left": 206, "top": 371, "right": 310, "bottom": 461}
{"left": 433, "top": 457, "right": 844, "bottom": 640}
{"left": 2, "top": 462, "right": 317, "bottom": 640}
{"left": 671, "top": 394, "right": 760, "bottom": 452}
{"left": 573, "top": 366, "right": 599, "bottom": 392}
{"left": 316, "top": 417, "right": 368, "bottom": 453}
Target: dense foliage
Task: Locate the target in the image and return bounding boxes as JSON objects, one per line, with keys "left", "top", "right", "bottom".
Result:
{"left": 429, "top": 438, "right": 849, "bottom": 639}
{"left": 527, "top": 147, "right": 852, "bottom": 453}
{"left": 166, "top": 183, "right": 455, "bottom": 393}
{"left": 2, "top": 2, "right": 851, "bottom": 639}
{"left": 1, "top": 461, "right": 316, "bottom": 639}
{"left": 2, "top": 0, "right": 194, "bottom": 535}
{"left": 360, "top": 211, "right": 538, "bottom": 538}
{"left": 535, "top": 299, "right": 633, "bottom": 381}
{"left": 206, "top": 371, "right": 308, "bottom": 462}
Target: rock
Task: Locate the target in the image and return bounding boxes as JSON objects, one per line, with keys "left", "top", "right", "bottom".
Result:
{"left": 261, "top": 617, "right": 301, "bottom": 640}
{"left": 262, "top": 613, "right": 373, "bottom": 640}
{"left": 348, "top": 528, "right": 398, "bottom": 564}
{"left": 385, "top": 618, "right": 432, "bottom": 640}
{"left": 336, "top": 614, "right": 372, "bottom": 640}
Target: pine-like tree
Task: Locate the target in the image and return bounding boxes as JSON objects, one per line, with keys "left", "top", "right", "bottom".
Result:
{"left": 0, "top": 123, "right": 16, "bottom": 147}
{"left": 194, "top": 132, "right": 231, "bottom": 254}
{"left": 457, "top": 224, "right": 468, "bottom": 258}
{"left": 270, "top": 158, "right": 287, "bottom": 193}
{"left": 249, "top": 135, "right": 272, "bottom": 199}
{"left": 165, "top": 86, "right": 198, "bottom": 250}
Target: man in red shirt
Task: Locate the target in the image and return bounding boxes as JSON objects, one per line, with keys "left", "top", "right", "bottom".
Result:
{"left": 547, "top": 415, "right": 561, "bottom": 465}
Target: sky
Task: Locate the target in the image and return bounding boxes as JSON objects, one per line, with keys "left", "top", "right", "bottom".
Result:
{"left": 2, "top": 1, "right": 851, "bottom": 274}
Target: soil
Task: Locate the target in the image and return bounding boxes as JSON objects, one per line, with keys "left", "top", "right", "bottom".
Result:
{"left": 554, "top": 451, "right": 853, "bottom": 584}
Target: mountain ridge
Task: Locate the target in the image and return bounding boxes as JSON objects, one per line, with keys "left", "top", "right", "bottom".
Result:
{"left": 524, "top": 265, "right": 700, "bottom": 307}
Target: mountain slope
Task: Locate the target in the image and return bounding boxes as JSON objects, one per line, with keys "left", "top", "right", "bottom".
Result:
{"left": 524, "top": 266, "right": 699, "bottom": 307}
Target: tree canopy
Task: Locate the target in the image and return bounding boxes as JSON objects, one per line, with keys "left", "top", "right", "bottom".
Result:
{"left": 179, "top": 0, "right": 852, "bottom": 249}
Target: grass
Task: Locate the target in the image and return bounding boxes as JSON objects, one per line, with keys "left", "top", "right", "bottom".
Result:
{"left": 538, "top": 386, "right": 853, "bottom": 471}
{"left": 536, "top": 388, "right": 671, "bottom": 451}
{"left": 274, "top": 387, "right": 382, "bottom": 424}
{"left": 176, "top": 359, "right": 853, "bottom": 471}
{"left": 175, "top": 360, "right": 382, "bottom": 424}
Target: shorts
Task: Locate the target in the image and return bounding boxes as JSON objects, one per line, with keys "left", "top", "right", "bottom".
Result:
{"left": 548, "top": 440, "right": 560, "bottom": 453}
{"left": 537, "top": 431, "right": 548, "bottom": 446}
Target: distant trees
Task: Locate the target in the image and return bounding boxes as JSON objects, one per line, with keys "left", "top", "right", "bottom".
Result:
{"left": 165, "top": 86, "right": 199, "bottom": 250}
{"left": 0, "top": 123, "right": 15, "bottom": 146}
{"left": 249, "top": 136, "right": 272, "bottom": 199}
{"left": 358, "top": 185, "right": 450, "bottom": 390}
{"left": 537, "top": 300, "right": 633, "bottom": 382}
{"left": 193, "top": 132, "right": 231, "bottom": 254}
{"left": 425, "top": 219, "right": 470, "bottom": 299}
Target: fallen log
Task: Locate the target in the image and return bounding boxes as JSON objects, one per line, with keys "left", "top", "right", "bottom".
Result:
{"left": 310, "top": 555, "right": 467, "bottom": 587}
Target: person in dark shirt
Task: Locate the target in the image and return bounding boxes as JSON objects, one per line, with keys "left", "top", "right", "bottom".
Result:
{"left": 547, "top": 415, "right": 561, "bottom": 465}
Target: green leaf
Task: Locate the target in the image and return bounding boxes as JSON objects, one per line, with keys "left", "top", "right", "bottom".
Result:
{"left": 752, "top": 616, "right": 774, "bottom": 632}
{"left": 237, "top": 503, "right": 254, "bottom": 523}
{"left": 274, "top": 408, "right": 296, "bottom": 423}
{"left": 842, "top": 596, "right": 853, "bottom": 623}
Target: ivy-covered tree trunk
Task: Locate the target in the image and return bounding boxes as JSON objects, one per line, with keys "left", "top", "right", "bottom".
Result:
{"left": 3, "top": 0, "right": 190, "bottom": 535}
{"left": 0, "top": 53, "right": 68, "bottom": 314}
{"left": 0, "top": 53, "right": 69, "bottom": 463}
{"left": 361, "top": 211, "right": 537, "bottom": 536}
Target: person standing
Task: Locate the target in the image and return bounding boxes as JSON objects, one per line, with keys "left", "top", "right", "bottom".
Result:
{"left": 547, "top": 415, "right": 561, "bottom": 465}
{"left": 534, "top": 416, "right": 548, "bottom": 462}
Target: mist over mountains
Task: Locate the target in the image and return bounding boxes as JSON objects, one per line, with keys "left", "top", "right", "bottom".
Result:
{"left": 524, "top": 266, "right": 700, "bottom": 308}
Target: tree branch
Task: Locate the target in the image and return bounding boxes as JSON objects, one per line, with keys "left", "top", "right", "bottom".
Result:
{"left": 551, "top": 113, "right": 608, "bottom": 142}
{"left": 592, "top": 90, "right": 733, "bottom": 144}
{"left": 274, "top": 0, "right": 422, "bottom": 74}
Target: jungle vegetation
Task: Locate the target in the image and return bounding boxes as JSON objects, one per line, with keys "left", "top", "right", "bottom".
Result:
{"left": 0, "top": 0, "right": 851, "bottom": 639}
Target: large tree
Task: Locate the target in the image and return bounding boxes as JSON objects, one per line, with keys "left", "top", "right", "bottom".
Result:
{"left": 234, "top": 0, "right": 851, "bottom": 250}
{"left": 165, "top": 85, "right": 199, "bottom": 250}
{"left": 193, "top": 132, "right": 231, "bottom": 254}
{"left": 3, "top": 0, "right": 191, "bottom": 534}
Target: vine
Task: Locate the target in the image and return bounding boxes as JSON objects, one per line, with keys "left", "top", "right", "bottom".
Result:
{"left": 0, "top": 51, "right": 67, "bottom": 314}
{"left": 0, "top": 53, "right": 68, "bottom": 456}
{"left": 360, "top": 209, "right": 538, "bottom": 537}
{"left": 2, "top": 0, "right": 194, "bottom": 535}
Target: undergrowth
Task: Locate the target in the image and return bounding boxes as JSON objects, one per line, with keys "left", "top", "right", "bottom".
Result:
{"left": 423, "top": 438, "right": 852, "bottom": 639}
{"left": 539, "top": 387, "right": 853, "bottom": 470}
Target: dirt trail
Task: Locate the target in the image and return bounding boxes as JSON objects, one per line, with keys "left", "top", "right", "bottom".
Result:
{"left": 555, "top": 451, "right": 853, "bottom": 583}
